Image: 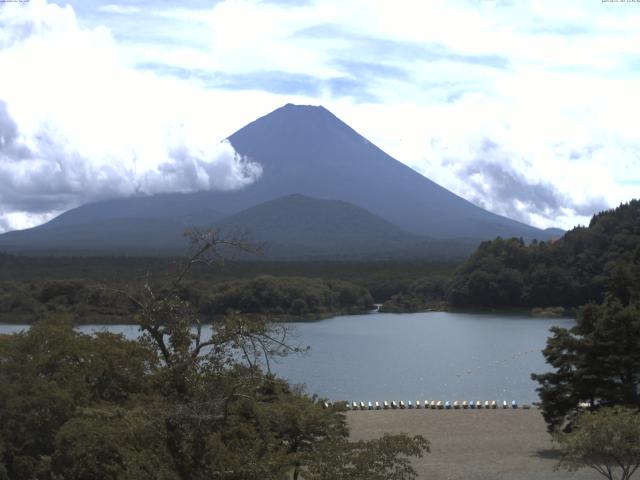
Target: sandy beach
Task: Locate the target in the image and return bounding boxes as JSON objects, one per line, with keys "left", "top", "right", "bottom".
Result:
{"left": 347, "top": 409, "right": 602, "bottom": 480}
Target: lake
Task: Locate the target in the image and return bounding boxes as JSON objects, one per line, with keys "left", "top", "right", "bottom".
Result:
{"left": 0, "top": 311, "right": 572, "bottom": 403}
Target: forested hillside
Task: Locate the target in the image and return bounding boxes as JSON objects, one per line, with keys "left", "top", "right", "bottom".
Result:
{"left": 449, "top": 200, "right": 640, "bottom": 308}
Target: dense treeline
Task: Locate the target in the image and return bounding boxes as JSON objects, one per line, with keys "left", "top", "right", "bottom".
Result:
{"left": 201, "top": 276, "right": 374, "bottom": 318}
{"left": 0, "top": 276, "right": 375, "bottom": 324}
{"left": 379, "top": 276, "right": 449, "bottom": 313}
{"left": 449, "top": 200, "right": 640, "bottom": 308}
{"left": 0, "top": 254, "right": 456, "bottom": 293}
{"left": 0, "top": 254, "right": 457, "bottom": 322}
{"left": 0, "top": 280, "right": 135, "bottom": 324}
{"left": 0, "top": 255, "right": 456, "bottom": 301}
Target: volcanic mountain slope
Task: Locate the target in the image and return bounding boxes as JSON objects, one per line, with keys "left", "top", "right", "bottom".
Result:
{"left": 216, "top": 194, "right": 476, "bottom": 259}
{"left": 224, "top": 104, "right": 554, "bottom": 239}
{"left": 0, "top": 194, "right": 478, "bottom": 259}
{"left": 0, "top": 104, "right": 560, "bottom": 257}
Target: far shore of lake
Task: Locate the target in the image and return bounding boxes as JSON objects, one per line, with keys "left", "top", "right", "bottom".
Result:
{"left": 0, "top": 304, "right": 578, "bottom": 326}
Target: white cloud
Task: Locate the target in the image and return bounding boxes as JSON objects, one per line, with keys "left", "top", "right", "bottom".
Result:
{"left": 3, "top": 0, "right": 640, "bottom": 232}
{"left": 97, "top": 4, "right": 141, "bottom": 15}
{"left": 0, "top": 0, "right": 263, "bottom": 233}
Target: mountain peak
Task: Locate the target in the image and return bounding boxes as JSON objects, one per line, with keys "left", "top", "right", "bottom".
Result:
{"left": 282, "top": 103, "right": 326, "bottom": 110}
{"left": 228, "top": 103, "right": 361, "bottom": 168}
{"left": 264, "top": 103, "right": 339, "bottom": 125}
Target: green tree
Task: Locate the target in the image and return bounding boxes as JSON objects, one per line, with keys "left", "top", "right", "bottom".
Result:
{"left": 51, "top": 407, "right": 176, "bottom": 480}
{"left": 555, "top": 407, "right": 640, "bottom": 480}
{"left": 532, "top": 297, "right": 640, "bottom": 431}
{"left": 449, "top": 200, "right": 640, "bottom": 309}
{"left": 303, "top": 433, "right": 429, "bottom": 480}
{"left": 0, "top": 229, "right": 429, "bottom": 480}
{"left": 0, "top": 318, "right": 157, "bottom": 479}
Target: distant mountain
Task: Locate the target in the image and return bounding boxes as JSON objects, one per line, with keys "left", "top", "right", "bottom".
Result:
{"left": 0, "top": 103, "right": 561, "bottom": 257}
{"left": 225, "top": 104, "right": 557, "bottom": 240}
{"left": 0, "top": 194, "right": 477, "bottom": 259}
{"left": 216, "top": 194, "right": 475, "bottom": 259}
{"left": 0, "top": 217, "right": 196, "bottom": 255}
{"left": 543, "top": 227, "right": 566, "bottom": 239}
{"left": 219, "top": 194, "right": 414, "bottom": 250}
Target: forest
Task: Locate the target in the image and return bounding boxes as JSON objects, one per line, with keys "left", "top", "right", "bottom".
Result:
{"left": 0, "top": 255, "right": 455, "bottom": 323}
{"left": 2, "top": 201, "right": 640, "bottom": 323}
{"left": 448, "top": 200, "right": 640, "bottom": 309}
{"left": 0, "top": 233, "right": 429, "bottom": 479}
{"left": 0, "top": 276, "right": 376, "bottom": 324}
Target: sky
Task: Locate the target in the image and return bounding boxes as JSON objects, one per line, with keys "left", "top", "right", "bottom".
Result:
{"left": 0, "top": 0, "right": 639, "bottom": 233}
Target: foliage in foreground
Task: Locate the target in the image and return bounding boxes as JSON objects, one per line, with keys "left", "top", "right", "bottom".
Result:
{"left": 0, "top": 231, "right": 429, "bottom": 479}
{"left": 555, "top": 407, "right": 640, "bottom": 480}
{"left": 532, "top": 297, "right": 640, "bottom": 432}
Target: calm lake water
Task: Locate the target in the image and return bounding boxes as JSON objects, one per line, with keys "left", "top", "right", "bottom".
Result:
{"left": 0, "top": 311, "right": 572, "bottom": 403}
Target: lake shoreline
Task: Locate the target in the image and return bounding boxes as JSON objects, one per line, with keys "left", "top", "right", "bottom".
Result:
{"left": 0, "top": 305, "right": 576, "bottom": 326}
{"left": 0, "top": 308, "right": 375, "bottom": 326}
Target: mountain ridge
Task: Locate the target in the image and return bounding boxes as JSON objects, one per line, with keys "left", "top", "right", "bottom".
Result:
{"left": 226, "top": 103, "right": 556, "bottom": 239}
{"left": 0, "top": 103, "right": 563, "bottom": 258}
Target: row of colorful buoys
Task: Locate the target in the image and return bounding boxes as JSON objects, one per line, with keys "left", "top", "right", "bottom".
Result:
{"left": 323, "top": 399, "right": 533, "bottom": 410}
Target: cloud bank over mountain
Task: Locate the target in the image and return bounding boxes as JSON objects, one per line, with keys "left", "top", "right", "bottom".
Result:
{"left": 0, "top": 0, "right": 261, "bottom": 232}
{"left": 2, "top": 0, "right": 639, "bottom": 232}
